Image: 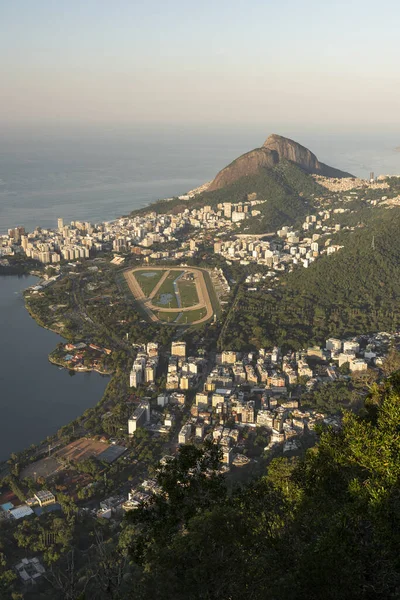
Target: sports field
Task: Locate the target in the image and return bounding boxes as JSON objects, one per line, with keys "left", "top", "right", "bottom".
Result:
{"left": 152, "top": 270, "right": 183, "bottom": 308}
{"left": 174, "top": 308, "right": 208, "bottom": 324}
{"left": 20, "top": 438, "right": 111, "bottom": 480}
{"left": 123, "top": 266, "right": 217, "bottom": 325}
{"left": 134, "top": 269, "right": 166, "bottom": 297}
{"left": 177, "top": 275, "right": 199, "bottom": 308}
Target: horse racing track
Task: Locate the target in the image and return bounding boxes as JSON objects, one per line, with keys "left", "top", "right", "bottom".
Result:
{"left": 123, "top": 266, "right": 217, "bottom": 325}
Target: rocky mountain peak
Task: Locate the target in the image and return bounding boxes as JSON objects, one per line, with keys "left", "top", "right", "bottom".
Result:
{"left": 262, "top": 134, "right": 321, "bottom": 172}
{"left": 207, "top": 134, "right": 353, "bottom": 192}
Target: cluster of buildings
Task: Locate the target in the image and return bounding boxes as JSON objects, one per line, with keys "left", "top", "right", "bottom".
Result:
{"left": 3, "top": 173, "right": 400, "bottom": 271}
{"left": 312, "top": 174, "right": 390, "bottom": 193}
{"left": 128, "top": 341, "right": 206, "bottom": 434}
{"left": 121, "top": 479, "right": 162, "bottom": 512}
{"left": 0, "top": 490, "right": 57, "bottom": 522}
{"left": 1, "top": 221, "right": 95, "bottom": 264}
{"left": 126, "top": 329, "right": 399, "bottom": 472}
{"left": 129, "top": 341, "right": 206, "bottom": 392}
{"left": 165, "top": 332, "right": 390, "bottom": 462}
{"left": 105, "top": 198, "right": 265, "bottom": 260}
{"left": 59, "top": 342, "right": 112, "bottom": 372}
{"left": 214, "top": 210, "right": 349, "bottom": 271}
{"left": 93, "top": 480, "right": 164, "bottom": 517}
{"left": 0, "top": 194, "right": 265, "bottom": 266}
{"left": 129, "top": 342, "right": 159, "bottom": 387}
{"left": 165, "top": 341, "right": 205, "bottom": 391}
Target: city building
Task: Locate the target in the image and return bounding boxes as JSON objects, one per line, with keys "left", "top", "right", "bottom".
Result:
{"left": 128, "top": 401, "right": 151, "bottom": 435}
{"left": 171, "top": 341, "right": 186, "bottom": 359}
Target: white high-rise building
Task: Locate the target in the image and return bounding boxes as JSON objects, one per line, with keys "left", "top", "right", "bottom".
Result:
{"left": 128, "top": 401, "right": 151, "bottom": 435}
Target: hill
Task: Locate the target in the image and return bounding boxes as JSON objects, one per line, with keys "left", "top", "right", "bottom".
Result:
{"left": 221, "top": 206, "right": 400, "bottom": 350}
{"left": 132, "top": 158, "right": 325, "bottom": 233}
{"left": 196, "top": 159, "right": 326, "bottom": 233}
{"left": 133, "top": 134, "right": 353, "bottom": 234}
{"left": 208, "top": 133, "right": 353, "bottom": 191}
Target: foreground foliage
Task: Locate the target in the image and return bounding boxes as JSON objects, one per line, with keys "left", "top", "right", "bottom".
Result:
{"left": 114, "top": 374, "right": 400, "bottom": 600}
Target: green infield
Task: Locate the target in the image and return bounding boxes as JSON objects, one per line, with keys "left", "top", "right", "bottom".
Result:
{"left": 135, "top": 269, "right": 166, "bottom": 297}
{"left": 156, "top": 311, "right": 181, "bottom": 323}
{"left": 152, "top": 270, "right": 183, "bottom": 308}
{"left": 177, "top": 276, "right": 199, "bottom": 308}
{"left": 174, "top": 308, "right": 208, "bottom": 324}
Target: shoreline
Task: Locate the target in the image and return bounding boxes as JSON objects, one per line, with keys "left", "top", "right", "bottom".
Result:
{"left": 0, "top": 274, "right": 111, "bottom": 462}
{"left": 48, "top": 354, "right": 113, "bottom": 376}
{"left": 24, "top": 292, "right": 114, "bottom": 374}
{"left": 24, "top": 298, "right": 66, "bottom": 338}
{"left": 22, "top": 284, "right": 113, "bottom": 440}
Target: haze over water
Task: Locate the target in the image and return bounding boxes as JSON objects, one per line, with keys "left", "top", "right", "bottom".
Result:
{"left": 1, "top": 126, "right": 400, "bottom": 234}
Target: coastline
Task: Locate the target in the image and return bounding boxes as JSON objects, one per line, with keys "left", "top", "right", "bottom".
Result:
{"left": 48, "top": 353, "right": 113, "bottom": 376}
{"left": 0, "top": 275, "right": 110, "bottom": 460}
{"left": 24, "top": 288, "right": 114, "bottom": 373}
{"left": 24, "top": 299, "right": 65, "bottom": 337}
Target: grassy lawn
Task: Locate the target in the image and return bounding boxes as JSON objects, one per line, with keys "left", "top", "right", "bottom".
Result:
{"left": 156, "top": 311, "right": 181, "bottom": 323}
{"left": 177, "top": 277, "right": 199, "bottom": 308}
{"left": 157, "top": 307, "right": 207, "bottom": 324}
{"left": 152, "top": 270, "right": 183, "bottom": 308}
{"left": 134, "top": 269, "right": 166, "bottom": 297}
{"left": 175, "top": 308, "right": 208, "bottom": 324}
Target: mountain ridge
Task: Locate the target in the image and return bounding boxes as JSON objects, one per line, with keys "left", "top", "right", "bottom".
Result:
{"left": 208, "top": 134, "right": 353, "bottom": 191}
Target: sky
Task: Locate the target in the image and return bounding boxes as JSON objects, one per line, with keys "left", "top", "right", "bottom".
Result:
{"left": 1, "top": 0, "right": 400, "bottom": 131}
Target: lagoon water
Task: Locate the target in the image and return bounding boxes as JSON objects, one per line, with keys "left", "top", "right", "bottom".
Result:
{"left": 0, "top": 275, "right": 108, "bottom": 460}
{"left": 1, "top": 125, "right": 400, "bottom": 459}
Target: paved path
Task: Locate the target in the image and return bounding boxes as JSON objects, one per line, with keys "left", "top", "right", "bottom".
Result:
{"left": 148, "top": 270, "right": 170, "bottom": 300}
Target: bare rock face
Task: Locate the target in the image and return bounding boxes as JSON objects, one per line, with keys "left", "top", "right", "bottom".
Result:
{"left": 262, "top": 134, "right": 321, "bottom": 172}
{"left": 208, "top": 148, "right": 279, "bottom": 191}
{"left": 208, "top": 134, "right": 353, "bottom": 191}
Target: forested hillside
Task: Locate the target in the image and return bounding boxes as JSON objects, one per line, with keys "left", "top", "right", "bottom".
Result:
{"left": 221, "top": 207, "right": 400, "bottom": 350}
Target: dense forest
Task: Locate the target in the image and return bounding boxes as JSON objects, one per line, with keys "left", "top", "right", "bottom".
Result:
{"left": 221, "top": 208, "right": 400, "bottom": 350}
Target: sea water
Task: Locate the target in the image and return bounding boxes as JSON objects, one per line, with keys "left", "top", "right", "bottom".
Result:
{"left": 1, "top": 125, "right": 400, "bottom": 234}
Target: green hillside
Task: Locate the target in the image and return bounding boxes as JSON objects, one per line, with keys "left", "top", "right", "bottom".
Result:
{"left": 132, "top": 160, "right": 325, "bottom": 233}
{"left": 197, "top": 159, "right": 325, "bottom": 233}
{"left": 221, "top": 207, "right": 400, "bottom": 350}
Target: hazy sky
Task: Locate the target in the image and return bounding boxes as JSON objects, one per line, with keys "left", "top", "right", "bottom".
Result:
{"left": 2, "top": 0, "right": 400, "bottom": 130}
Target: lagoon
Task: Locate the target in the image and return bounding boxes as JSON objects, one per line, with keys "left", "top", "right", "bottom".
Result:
{"left": 0, "top": 275, "right": 108, "bottom": 461}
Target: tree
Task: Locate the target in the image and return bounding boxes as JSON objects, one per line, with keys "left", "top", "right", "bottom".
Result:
{"left": 382, "top": 345, "right": 400, "bottom": 377}
{"left": 57, "top": 493, "right": 78, "bottom": 522}
{"left": 117, "top": 378, "right": 400, "bottom": 599}
{"left": 0, "top": 552, "right": 16, "bottom": 594}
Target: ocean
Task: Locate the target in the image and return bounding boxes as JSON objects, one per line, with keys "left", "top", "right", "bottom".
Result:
{"left": 1, "top": 125, "right": 400, "bottom": 234}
